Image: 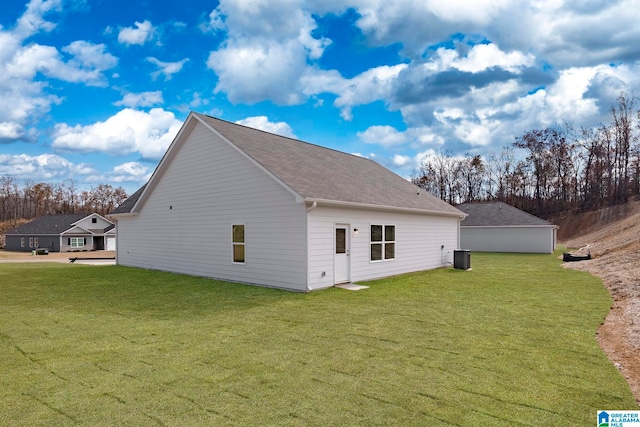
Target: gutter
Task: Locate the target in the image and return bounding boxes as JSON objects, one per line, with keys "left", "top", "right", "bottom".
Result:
{"left": 304, "top": 198, "right": 466, "bottom": 218}
{"left": 306, "top": 201, "right": 317, "bottom": 214}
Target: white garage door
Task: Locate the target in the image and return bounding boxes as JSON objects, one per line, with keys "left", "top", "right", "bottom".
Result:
{"left": 106, "top": 236, "right": 116, "bottom": 251}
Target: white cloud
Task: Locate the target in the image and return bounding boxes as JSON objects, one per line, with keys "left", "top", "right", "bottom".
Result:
{"left": 333, "top": 64, "right": 408, "bottom": 120}
{"left": 114, "top": 91, "right": 164, "bottom": 108}
{"left": 146, "top": 57, "right": 189, "bottom": 81}
{"left": 52, "top": 108, "right": 182, "bottom": 160}
{"left": 453, "top": 120, "right": 494, "bottom": 147}
{"left": 0, "top": 122, "right": 26, "bottom": 141}
{"left": 451, "top": 44, "right": 534, "bottom": 73}
{"left": 393, "top": 154, "right": 411, "bottom": 166}
{"left": 357, "top": 123, "right": 446, "bottom": 151}
{"left": 205, "top": 0, "right": 331, "bottom": 105}
{"left": 357, "top": 125, "right": 408, "bottom": 147}
{"left": 0, "top": 153, "right": 95, "bottom": 181}
{"left": 235, "top": 116, "right": 296, "bottom": 138}
{"left": 106, "top": 162, "right": 152, "bottom": 184}
{"left": 13, "top": 0, "right": 62, "bottom": 39}
{"left": 49, "top": 41, "right": 117, "bottom": 86}
{"left": 0, "top": 2, "right": 117, "bottom": 143}
{"left": 118, "top": 20, "right": 155, "bottom": 46}
{"left": 208, "top": 41, "right": 308, "bottom": 105}
{"left": 424, "top": 0, "right": 511, "bottom": 24}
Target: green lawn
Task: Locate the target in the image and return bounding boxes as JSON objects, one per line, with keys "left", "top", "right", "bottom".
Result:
{"left": 0, "top": 252, "right": 636, "bottom": 426}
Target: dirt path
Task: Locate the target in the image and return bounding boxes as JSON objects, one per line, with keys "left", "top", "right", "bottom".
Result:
{"left": 0, "top": 250, "right": 115, "bottom": 263}
{"left": 561, "top": 202, "right": 640, "bottom": 405}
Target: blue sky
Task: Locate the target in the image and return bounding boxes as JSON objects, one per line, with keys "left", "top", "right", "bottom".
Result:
{"left": 2, "top": 0, "right": 640, "bottom": 195}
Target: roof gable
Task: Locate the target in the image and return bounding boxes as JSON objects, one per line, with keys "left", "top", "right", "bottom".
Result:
{"left": 113, "top": 112, "right": 464, "bottom": 217}
{"left": 62, "top": 225, "right": 92, "bottom": 235}
{"left": 458, "top": 202, "right": 555, "bottom": 227}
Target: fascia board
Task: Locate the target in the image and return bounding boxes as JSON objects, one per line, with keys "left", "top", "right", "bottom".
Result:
{"left": 305, "top": 198, "right": 467, "bottom": 218}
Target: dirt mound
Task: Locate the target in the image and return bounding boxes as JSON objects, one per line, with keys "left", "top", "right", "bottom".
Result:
{"left": 559, "top": 201, "right": 640, "bottom": 405}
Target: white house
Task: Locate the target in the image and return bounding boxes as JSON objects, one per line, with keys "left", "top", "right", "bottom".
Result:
{"left": 110, "top": 113, "right": 466, "bottom": 291}
{"left": 458, "top": 202, "right": 558, "bottom": 254}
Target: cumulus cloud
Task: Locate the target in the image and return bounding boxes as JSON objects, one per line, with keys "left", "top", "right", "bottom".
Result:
{"left": 52, "top": 108, "right": 182, "bottom": 160}
{"left": 0, "top": 122, "right": 27, "bottom": 142}
{"left": 393, "top": 154, "right": 411, "bottom": 167}
{"left": 357, "top": 125, "right": 408, "bottom": 147}
{"left": 13, "top": 0, "right": 62, "bottom": 39}
{"left": 94, "top": 161, "right": 153, "bottom": 185}
{"left": 235, "top": 116, "right": 296, "bottom": 138}
{"left": 0, "top": 0, "right": 118, "bottom": 143}
{"left": 205, "top": 0, "right": 331, "bottom": 105}
{"left": 146, "top": 57, "right": 189, "bottom": 81}
{"left": 114, "top": 91, "right": 164, "bottom": 108}
{"left": 0, "top": 153, "right": 95, "bottom": 181}
{"left": 118, "top": 20, "right": 155, "bottom": 45}
{"left": 358, "top": 124, "right": 445, "bottom": 148}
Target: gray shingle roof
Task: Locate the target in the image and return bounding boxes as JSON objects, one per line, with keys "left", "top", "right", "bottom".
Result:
{"left": 5, "top": 214, "right": 89, "bottom": 235}
{"left": 458, "top": 202, "right": 555, "bottom": 227}
{"left": 113, "top": 113, "right": 464, "bottom": 217}
{"left": 111, "top": 184, "right": 146, "bottom": 214}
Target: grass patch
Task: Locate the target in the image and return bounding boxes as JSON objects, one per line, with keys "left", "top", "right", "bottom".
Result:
{"left": 0, "top": 252, "right": 636, "bottom": 425}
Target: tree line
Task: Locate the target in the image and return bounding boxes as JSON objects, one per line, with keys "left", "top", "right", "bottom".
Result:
{"left": 0, "top": 177, "right": 128, "bottom": 227}
{"left": 412, "top": 93, "right": 640, "bottom": 218}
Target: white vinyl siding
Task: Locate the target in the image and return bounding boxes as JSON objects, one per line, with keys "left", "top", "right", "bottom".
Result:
{"left": 115, "top": 122, "right": 307, "bottom": 291}
{"left": 307, "top": 205, "right": 460, "bottom": 290}
{"left": 460, "top": 226, "right": 556, "bottom": 254}
{"left": 74, "top": 215, "right": 112, "bottom": 230}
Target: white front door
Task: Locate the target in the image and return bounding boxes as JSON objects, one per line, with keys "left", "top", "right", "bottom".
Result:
{"left": 334, "top": 224, "right": 350, "bottom": 284}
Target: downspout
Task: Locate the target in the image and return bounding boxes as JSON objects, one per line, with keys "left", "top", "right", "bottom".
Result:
{"left": 112, "top": 218, "right": 118, "bottom": 265}
{"left": 306, "top": 201, "right": 317, "bottom": 213}
{"left": 305, "top": 201, "right": 317, "bottom": 292}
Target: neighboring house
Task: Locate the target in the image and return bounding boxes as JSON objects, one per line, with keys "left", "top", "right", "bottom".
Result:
{"left": 458, "top": 202, "right": 558, "bottom": 254}
{"left": 110, "top": 112, "right": 466, "bottom": 291}
{"left": 4, "top": 213, "right": 116, "bottom": 252}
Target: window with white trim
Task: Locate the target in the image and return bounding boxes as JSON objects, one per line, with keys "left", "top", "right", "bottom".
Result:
{"left": 70, "top": 237, "right": 84, "bottom": 248}
{"left": 232, "top": 225, "right": 245, "bottom": 263}
{"left": 371, "top": 225, "right": 395, "bottom": 261}
{"left": 29, "top": 237, "right": 34, "bottom": 248}
{"left": 21, "top": 237, "right": 25, "bottom": 247}
{"left": 34, "top": 237, "right": 39, "bottom": 248}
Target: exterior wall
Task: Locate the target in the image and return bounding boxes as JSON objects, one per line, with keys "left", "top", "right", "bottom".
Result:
{"left": 61, "top": 234, "right": 96, "bottom": 252}
{"left": 5, "top": 235, "right": 60, "bottom": 252}
{"left": 74, "top": 215, "right": 112, "bottom": 230}
{"left": 307, "top": 205, "right": 461, "bottom": 290}
{"left": 460, "top": 226, "right": 555, "bottom": 253}
{"left": 115, "top": 122, "right": 308, "bottom": 291}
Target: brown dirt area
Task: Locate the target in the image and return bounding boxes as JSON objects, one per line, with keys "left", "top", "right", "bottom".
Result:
{"left": 0, "top": 249, "right": 115, "bottom": 263}
{"left": 556, "top": 199, "right": 640, "bottom": 405}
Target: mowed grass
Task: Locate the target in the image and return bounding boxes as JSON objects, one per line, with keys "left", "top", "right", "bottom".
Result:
{"left": 0, "top": 253, "right": 637, "bottom": 426}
